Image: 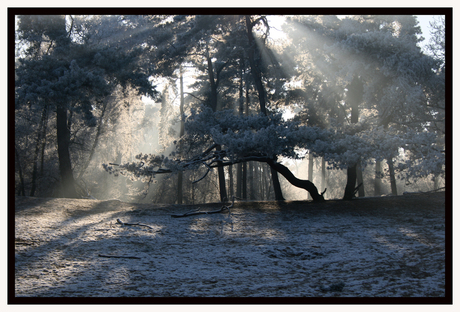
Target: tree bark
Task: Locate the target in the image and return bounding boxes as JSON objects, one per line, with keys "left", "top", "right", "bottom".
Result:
{"left": 387, "top": 158, "right": 398, "bottom": 195}
{"left": 236, "top": 64, "right": 245, "bottom": 199}
{"left": 245, "top": 15, "right": 283, "bottom": 200}
{"left": 216, "top": 145, "right": 228, "bottom": 202}
{"left": 321, "top": 157, "right": 327, "bottom": 196}
{"left": 15, "top": 144, "right": 26, "bottom": 196}
{"left": 270, "top": 167, "right": 284, "bottom": 200}
{"left": 228, "top": 164, "right": 234, "bottom": 198}
{"left": 307, "top": 153, "right": 314, "bottom": 200}
{"left": 242, "top": 161, "right": 247, "bottom": 199}
{"left": 205, "top": 43, "right": 227, "bottom": 202}
{"left": 177, "top": 67, "right": 185, "bottom": 204}
{"left": 29, "top": 129, "right": 42, "bottom": 196}
{"left": 343, "top": 76, "right": 363, "bottom": 200}
{"left": 39, "top": 104, "right": 49, "bottom": 177}
{"left": 266, "top": 159, "right": 324, "bottom": 201}
{"left": 56, "top": 105, "right": 78, "bottom": 198}
{"left": 245, "top": 15, "right": 267, "bottom": 116}
{"left": 30, "top": 104, "right": 49, "bottom": 196}
{"left": 343, "top": 164, "right": 358, "bottom": 200}
{"left": 248, "top": 161, "right": 255, "bottom": 200}
{"left": 356, "top": 164, "right": 365, "bottom": 197}
{"left": 205, "top": 42, "right": 218, "bottom": 112}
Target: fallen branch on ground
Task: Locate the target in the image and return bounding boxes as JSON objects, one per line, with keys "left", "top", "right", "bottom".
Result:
{"left": 116, "top": 219, "right": 153, "bottom": 229}
{"left": 171, "top": 196, "right": 240, "bottom": 218}
{"left": 98, "top": 254, "right": 141, "bottom": 259}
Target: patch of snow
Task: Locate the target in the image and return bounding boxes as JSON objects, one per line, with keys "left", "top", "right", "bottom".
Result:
{"left": 14, "top": 195, "right": 446, "bottom": 299}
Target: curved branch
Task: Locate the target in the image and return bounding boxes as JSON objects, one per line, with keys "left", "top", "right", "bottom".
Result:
{"left": 106, "top": 145, "right": 326, "bottom": 202}
{"left": 265, "top": 159, "right": 325, "bottom": 202}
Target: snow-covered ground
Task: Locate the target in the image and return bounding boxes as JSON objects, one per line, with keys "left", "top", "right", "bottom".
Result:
{"left": 13, "top": 192, "right": 446, "bottom": 301}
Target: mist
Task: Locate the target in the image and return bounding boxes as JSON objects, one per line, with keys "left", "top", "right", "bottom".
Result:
{"left": 14, "top": 13, "right": 446, "bottom": 204}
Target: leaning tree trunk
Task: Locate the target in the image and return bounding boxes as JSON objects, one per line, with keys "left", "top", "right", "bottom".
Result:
{"left": 56, "top": 105, "right": 78, "bottom": 198}
{"left": 266, "top": 159, "right": 324, "bottom": 201}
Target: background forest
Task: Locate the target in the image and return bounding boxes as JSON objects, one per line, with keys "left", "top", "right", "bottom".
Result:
{"left": 14, "top": 13, "right": 447, "bottom": 204}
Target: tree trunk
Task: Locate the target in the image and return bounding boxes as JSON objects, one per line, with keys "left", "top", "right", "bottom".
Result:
{"left": 30, "top": 105, "right": 49, "bottom": 196}
{"left": 387, "top": 158, "right": 398, "bottom": 195}
{"left": 39, "top": 104, "right": 49, "bottom": 177}
{"left": 228, "top": 164, "right": 234, "bottom": 199}
{"left": 245, "top": 15, "right": 283, "bottom": 200}
{"left": 242, "top": 162, "right": 247, "bottom": 199}
{"left": 15, "top": 144, "right": 26, "bottom": 196}
{"left": 343, "top": 164, "right": 358, "bottom": 200}
{"left": 270, "top": 167, "right": 284, "bottom": 200}
{"left": 245, "top": 16, "right": 267, "bottom": 116}
{"left": 177, "top": 68, "right": 185, "bottom": 204}
{"left": 343, "top": 76, "right": 363, "bottom": 200}
{"left": 236, "top": 65, "right": 245, "bottom": 199}
{"left": 248, "top": 161, "right": 255, "bottom": 200}
{"left": 321, "top": 157, "right": 327, "bottom": 196}
{"left": 356, "top": 164, "right": 365, "bottom": 197}
{"left": 266, "top": 159, "right": 324, "bottom": 201}
{"left": 29, "top": 130, "right": 42, "bottom": 196}
{"left": 307, "top": 153, "right": 314, "bottom": 200}
{"left": 236, "top": 163, "right": 242, "bottom": 198}
{"left": 56, "top": 105, "right": 78, "bottom": 198}
{"left": 216, "top": 145, "right": 228, "bottom": 202}
{"left": 253, "top": 162, "right": 259, "bottom": 198}
{"left": 205, "top": 42, "right": 219, "bottom": 112}
{"left": 205, "top": 44, "right": 227, "bottom": 202}
{"left": 242, "top": 76, "right": 249, "bottom": 200}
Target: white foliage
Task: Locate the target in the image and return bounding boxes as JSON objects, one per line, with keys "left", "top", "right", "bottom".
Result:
{"left": 183, "top": 106, "right": 444, "bottom": 178}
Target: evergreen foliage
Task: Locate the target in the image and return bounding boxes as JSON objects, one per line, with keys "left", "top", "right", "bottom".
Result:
{"left": 14, "top": 13, "right": 447, "bottom": 202}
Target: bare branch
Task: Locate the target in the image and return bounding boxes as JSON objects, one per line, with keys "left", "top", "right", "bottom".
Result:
{"left": 192, "top": 167, "right": 211, "bottom": 184}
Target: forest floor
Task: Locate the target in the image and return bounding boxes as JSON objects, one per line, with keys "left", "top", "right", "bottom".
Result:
{"left": 13, "top": 192, "right": 447, "bottom": 302}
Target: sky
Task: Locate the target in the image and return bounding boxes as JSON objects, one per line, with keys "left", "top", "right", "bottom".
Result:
{"left": 416, "top": 15, "right": 438, "bottom": 48}
{"left": 268, "top": 15, "right": 439, "bottom": 50}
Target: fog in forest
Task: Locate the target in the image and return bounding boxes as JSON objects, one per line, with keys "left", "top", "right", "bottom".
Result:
{"left": 14, "top": 13, "right": 447, "bottom": 204}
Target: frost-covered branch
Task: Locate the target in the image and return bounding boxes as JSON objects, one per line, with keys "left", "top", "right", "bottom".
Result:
{"left": 103, "top": 106, "right": 444, "bottom": 200}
